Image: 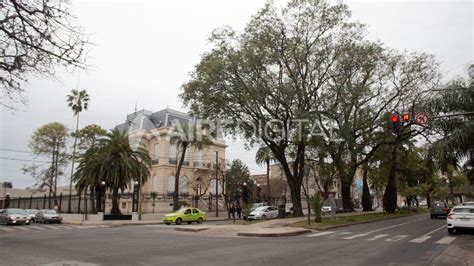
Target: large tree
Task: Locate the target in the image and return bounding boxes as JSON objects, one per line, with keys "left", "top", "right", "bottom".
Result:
{"left": 24, "top": 122, "right": 69, "bottom": 207}
{"left": 73, "top": 129, "right": 151, "bottom": 215}
{"left": 1, "top": 0, "right": 88, "bottom": 108}
{"left": 170, "top": 122, "right": 211, "bottom": 211}
{"left": 66, "top": 89, "right": 90, "bottom": 212}
{"left": 181, "top": 0, "right": 361, "bottom": 216}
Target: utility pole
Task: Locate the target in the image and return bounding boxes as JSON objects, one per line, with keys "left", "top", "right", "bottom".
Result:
{"left": 215, "top": 151, "right": 218, "bottom": 217}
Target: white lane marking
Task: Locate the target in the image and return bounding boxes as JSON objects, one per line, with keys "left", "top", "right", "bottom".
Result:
{"left": 0, "top": 227, "right": 15, "bottom": 232}
{"left": 335, "top": 232, "right": 351, "bottom": 235}
{"left": 367, "top": 234, "right": 388, "bottom": 241}
{"left": 409, "top": 235, "right": 431, "bottom": 243}
{"left": 385, "top": 235, "right": 408, "bottom": 242}
{"left": 306, "top": 231, "right": 335, "bottom": 238}
{"left": 75, "top": 225, "right": 91, "bottom": 229}
{"left": 57, "top": 225, "right": 74, "bottom": 229}
{"left": 29, "top": 226, "right": 47, "bottom": 230}
{"left": 15, "top": 226, "right": 30, "bottom": 231}
{"left": 343, "top": 233, "right": 369, "bottom": 240}
{"left": 436, "top": 237, "right": 456, "bottom": 245}
{"left": 43, "top": 225, "right": 60, "bottom": 230}
{"left": 423, "top": 225, "right": 446, "bottom": 236}
{"left": 363, "top": 221, "right": 411, "bottom": 235}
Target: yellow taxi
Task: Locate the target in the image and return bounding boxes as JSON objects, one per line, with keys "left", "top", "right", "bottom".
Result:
{"left": 163, "top": 207, "right": 207, "bottom": 225}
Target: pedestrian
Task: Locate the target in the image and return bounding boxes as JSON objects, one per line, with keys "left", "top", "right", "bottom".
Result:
{"left": 236, "top": 204, "right": 242, "bottom": 219}
{"left": 230, "top": 204, "right": 235, "bottom": 219}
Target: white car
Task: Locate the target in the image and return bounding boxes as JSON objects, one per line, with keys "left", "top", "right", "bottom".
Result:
{"left": 247, "top": 206, "right": 278, "bottom": 220}
{"left": 462, "top": 201, "right": 474, "bottom": 206}
{"left": 447, "top": 205, "right": 474, "bottom": 234}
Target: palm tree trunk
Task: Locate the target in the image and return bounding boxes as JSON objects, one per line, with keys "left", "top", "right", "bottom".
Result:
{"left": 110, "top": 187, "right": 121, "bottom": 215}
{"left": 266, "top": 160, "right": 270, "bottom": 198}
{"left": 68, "top": 112, "right": 80, "bottom": 213}
{"left": 173, "top": 146, "right": 187, "bottom": 211}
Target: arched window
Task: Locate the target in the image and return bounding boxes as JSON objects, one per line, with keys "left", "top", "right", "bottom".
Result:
{"left": 152, "top": 176, "right": 158, "bottom": 193}
{"left": 168, "top": 176, "right": 175, "bottom": 194}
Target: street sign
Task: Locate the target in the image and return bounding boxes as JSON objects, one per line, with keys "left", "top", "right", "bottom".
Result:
{"left": 415, "top": 113, "right": 428, "bottom": 125}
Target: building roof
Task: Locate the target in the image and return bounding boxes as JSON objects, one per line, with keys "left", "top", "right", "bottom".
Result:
{"left": 116, "top": 108, "right": 194, "bottom": 133}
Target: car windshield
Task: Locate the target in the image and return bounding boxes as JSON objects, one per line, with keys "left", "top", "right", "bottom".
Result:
{"left": 452, "top": 208, "right": 474, "bottom": 213}
{"left": 26, "top": 209, "right": 38, "bottom": 214}
{"left": 254, "top": 206, "right": 267, "bottom": 212}
{"left": 44, "top": 210, "right": 58, "bottom": 214}
{"left": 174, "top": 208, "right": 186, "bottom": 213}
{"left": 7, "top": 209, "right": 27, "bottom": 215}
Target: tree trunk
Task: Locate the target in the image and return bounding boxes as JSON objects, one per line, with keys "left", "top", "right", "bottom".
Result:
{"left": 68, "top": 112, "right": 80, "bottom": 213}
{"left": 362, "top": 166, "right": 372, "bottom": 212}
{"left": 406, "top": 197, "right": 412, "bottom": 207}
{"left": 266, "top": 160, "right": 270, "bottom": 199}
{"left": 341, "top": 183, "right": 353, "bottom": 210}
{"left": 383, "top": 143, "right": 398, "bottom": 214}
{"left": 426, "top": 192, "right": 431, "bottom": 209}
{"left": 110, "top": 187, "right": 121, "bottom": 215}
{"left": 173, "top": 145, "right": 187, "bottom": 211}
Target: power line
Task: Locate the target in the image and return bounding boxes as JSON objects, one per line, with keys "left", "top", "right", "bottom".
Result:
{"left": 0, "top": 148, "right": 34, "bottom": 154}
{"left": 0, "top": 156, "right": 51, "bottom": 163}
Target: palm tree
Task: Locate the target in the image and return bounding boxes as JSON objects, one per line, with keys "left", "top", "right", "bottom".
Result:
{"left": 170, "top": 122, "right": 211, "bottom": 211}
{"left": 73, "top": 129, "right": 151, "bottom": 215}
{"left": 255, "top": 146, "right": 275, "bottom": 198}
{"left": 66, "top": 89, "right": 90, "bottom": 212}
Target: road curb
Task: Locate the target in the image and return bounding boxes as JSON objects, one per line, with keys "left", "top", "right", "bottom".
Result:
{"left": 237, "top": 229, "right": 311, "bottom": 237}
{"left": 175, "top": 227, "right": 210, "bottom": 232}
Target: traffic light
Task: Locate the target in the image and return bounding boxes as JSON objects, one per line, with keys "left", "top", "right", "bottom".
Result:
{"left": 402, "top": 113, "right": 410, "bottom": 123}
{"left": 390, "top": 114, "right": 402, "bottom": 135}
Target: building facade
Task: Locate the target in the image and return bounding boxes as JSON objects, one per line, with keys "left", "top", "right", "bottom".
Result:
{"left": 115, "top": 108, "right": 227, "bottom": 213}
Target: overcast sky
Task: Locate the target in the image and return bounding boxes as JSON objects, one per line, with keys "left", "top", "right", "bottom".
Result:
{"left": 0, "top": 0, "right": 472, "bottom": 189}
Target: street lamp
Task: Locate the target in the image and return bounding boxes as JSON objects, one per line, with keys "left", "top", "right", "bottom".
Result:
{"left": 132, "top": 181, "right": 139, "bottom": 213}
{"left": 100, "top": 181, "right": 106, "bottom": 213}
{"left": 151, "top": 191, "right": 157, "bottom": 214}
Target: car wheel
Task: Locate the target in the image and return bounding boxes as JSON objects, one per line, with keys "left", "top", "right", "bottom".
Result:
{"left": 447, "top": 228, "right": 454, "bottom": 234}
{"left": 176, "top": 218, "right": 182, "bottom": 225}
{"left": 262, "top": 215, "right": 266, "bottom": 220}
{"left": 165, "top": 223, "right": 170, "bottom": 225}
{"left": 197, "top": 218, "right": 203, "bottom": 224}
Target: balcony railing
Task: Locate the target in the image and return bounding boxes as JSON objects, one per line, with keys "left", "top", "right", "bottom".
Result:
{"left": 151, "top": 159, "right": 159, "bottom": 165}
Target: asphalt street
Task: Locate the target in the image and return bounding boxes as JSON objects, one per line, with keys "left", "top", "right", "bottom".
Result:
{"left": 1, "top": 213, "right": 473, "bottom": 265}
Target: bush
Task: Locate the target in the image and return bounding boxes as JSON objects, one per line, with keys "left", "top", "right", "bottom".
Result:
{"left": 396, "top": 206, "right": 418, "bottom": 214}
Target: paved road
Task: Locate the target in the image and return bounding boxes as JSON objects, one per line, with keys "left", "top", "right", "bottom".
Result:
{"left": 1, "top": 213, "right": 472, "bottom": 265}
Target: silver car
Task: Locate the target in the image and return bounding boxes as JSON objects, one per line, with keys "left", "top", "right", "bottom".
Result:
{"left": 247, "top": 206, "right": 279, "bottom": 220}
{"left": 0, "top": 208, "right": 31, "bottom": 225}
{"left": 25, "top": 209, "right": 39, "bottom": 223}
{"left": 36, "top": 209, "right": 62, "bottom": 224}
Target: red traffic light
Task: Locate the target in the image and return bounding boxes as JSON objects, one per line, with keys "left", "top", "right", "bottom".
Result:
{"left": 402, "top": 114, "right": 410, "bottom": 122}
{"left": 390, "top": 114, "right": 399, "bottom": 123}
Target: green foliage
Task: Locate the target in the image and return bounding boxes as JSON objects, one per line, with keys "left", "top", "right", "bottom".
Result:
{"left": 309, "top": 191, "right": 322, "bottom": 223}
{"left": 25, "top": 122, "right": 69, "bottom": 199}
{"left": 225, "top": 159, "right": 250, "bottom": 203}
{"left": 73, "top": 124, "right": 107, "bottom": 152}
{"left": 73, "top": 129, "right": 151, "bottom": 215}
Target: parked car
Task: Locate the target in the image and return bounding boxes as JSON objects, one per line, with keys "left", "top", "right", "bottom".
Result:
{"left": 447, "top": 205, "right": 474, "bottom": 234}
{"left": 36, "top": 209, "right": 62, "bottom": 224}
{"left": 321, "top": 202, "right": 332, "bottom": 213}
{"left": 430, "top": 201, "right": 449, "bottom": 219}
{"left": 462, "top": 201, "right": 474, "bottom": 206}
{"left": 243, "top": 202, "right": 269, "bottom": 219}
{"left": 163, "top": 208, "right": 207, "bottom": 225}
{"left": 0, "top": 208, "right": 31, "bottom": 225}
{"left": 247, "top": 206, "right": 278, "bottom": 220}
{"left": 25, "top": 209, "right": 39, "bottom": 223}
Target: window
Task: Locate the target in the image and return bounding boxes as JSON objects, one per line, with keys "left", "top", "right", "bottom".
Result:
{"left": 197, "top": 148, "right": 203, "bottom": 163}
{"left": 180, "top": 176, "right": 189, "bottom": 195}
{"left": 153, "top": 143, "right": 159, "bottom": 159}
{"left": 121, "top": 202, "right": 126, "bottom": 209}
{"left": 169, "top": 143, "right": 177, "bottom": 164}
{"left": 168, "top": 176, "right": 175, "bottom": 194}
{"left": 152, "top": 176, "right": 158, "bottom": 193}
{"left": 453, "top": 208, "right": 474, "bottom": 213}
{"left": 210, "top": 179, "right": 217, "bottom": 195}
{"left": 192, "top": 209, "right": 199, "bottom": 214}
{"left": 184, "top": 209, "right": 191, "bottom": 215}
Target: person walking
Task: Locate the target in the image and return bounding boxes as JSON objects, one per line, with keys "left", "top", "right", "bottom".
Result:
{"left": 236, "top": 204, "right": 242, "bottom": 219}
{"left": 230, "top": 204, "right": 235, "bottom": 219}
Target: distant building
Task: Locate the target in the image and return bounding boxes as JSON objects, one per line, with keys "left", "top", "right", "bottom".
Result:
{"left": 115, "top": 108, "right": 227, "bottom": 213}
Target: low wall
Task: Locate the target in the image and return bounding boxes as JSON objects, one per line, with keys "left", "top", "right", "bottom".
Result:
{"left": 61, "top": 213, "right": 103, "bottom": 223}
